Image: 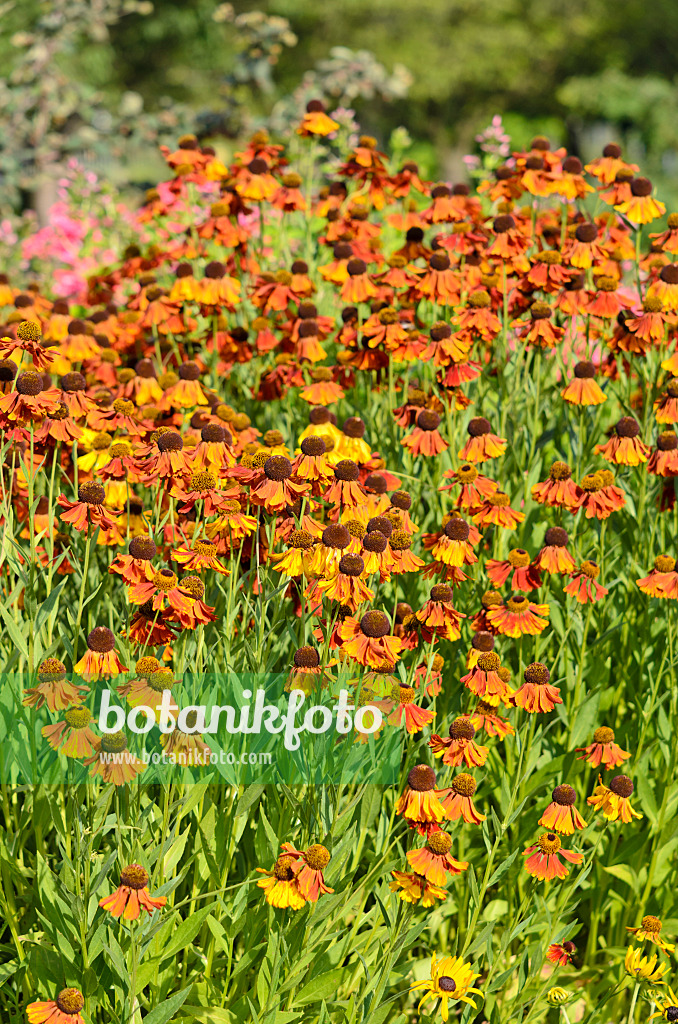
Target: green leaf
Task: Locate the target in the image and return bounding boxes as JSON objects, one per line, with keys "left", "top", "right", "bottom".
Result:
{"left": 140, "top": 986, "right": 191, "bottom": 1024}
{"left": 293, "top": 968, "right": 345, "bottom": 1005}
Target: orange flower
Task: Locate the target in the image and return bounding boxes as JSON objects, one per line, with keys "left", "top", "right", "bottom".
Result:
{"left": 440, "top": 462, "right": 498, "bottom": 509}
{"left": 637, "top": 554, "right": 678, "bottom": 598}
{"left": 73, "top": 626, "right": 127, "bottom": 680}
{"left": 298, "top": 100, "right": 340, "bottom": 137}
{"left": 415, "top": 584, "right": 465, "bottom": 641}
{"left": 563, "top": 561, "right": 609, "bottom": 603}
{"left": 653, "top": 380, "right": 678, "bottom": 424}
{"left": 576, "top": 726, "right": 630, "bottom": 769}
{"left": 469, "top": 699, "right": 514, "bottom": 739}
{"left": 429, "top": 516, "right": 479, "bottom": 567}
{"left": 340, "top": 258, "right": 378, "bottom": 303}
{"left": 337, "top": 610, "right": 403, "bottom": 668}
{"left": 23, "top": 658, "right": 88, "bottom": 712}
{"left": 576, "top": 470, "right": 626, "bottom": 519}
{"left": 429, "top": 717, "right": 489, "bottom": 768}
{"left": 461, "top": 652, "right": 514, "bottom": 706}
{"left": 171, "top": 538, "right": 231, "bottom": 575}
{"left": 84, "top": 732, "right": 147, "bottom": 785}
{"left": 389, "top": 870, "right": 448, "bottom": 907}
{"left": 531, "top": 463, "right": 582, "bottom": 511}
{"left": 250, "top": 455, "right": 309, "bottom": 512}
{"left": 41, "top": 706, "right": 99, "bottom": 758}
{"left": 402, "top": 409, "right": 448, "bottom": 457}
{"left": 315, "top": 553, "right": 375, "bottom": 612}
{"left": 547, "top": 941, "right": 578, "bottom": 966}
{"left": 57, "top": 482, "right": 121, "bottom": 534}
{"left": 279, "top": 842, "right": 334, "bottom": 902}
{"left": 522, "top": 833, "right": 583, "bottom": 881}
{"left": 615, "top": 176, "right": 666, "bottom": 225}
{"left": 471, "top": 491, "right": 525, "bottom": 529}
{"left": 539, "top": 784, "right": 587, "bottom": 835}
{"left": 27, "top": 988, "right": 86, "bottom": 1024}
{"left": 459, "top": 417, "right": 507, "bottom": 463}
{"left": 396, "top": 764, "right": 447, "bottom": 826}
{"left": 486, "top": 549, "right": 541, "bottom": 591}
{"left": 439, "top": 772, "right": 485, "bottom": 824}
{"left": 386, "top": 682, "right": 436, "bottom": 734}
{"left": 587, "top": 774, "right": 643, "bottom": 823}
{"left": 487, "top": 595, "right": 549, "bottom": 638}
{"left": 512, "top": 302, "right": 564, "bottom": 349}
{"left": 561, "top": 361, "right": 607, "bottom": 405}
{"left": 512, "top": 662, "right": 562, "bottom": 713}
{"left": 99, "top": 863, "right": 166, "bottom": 918}
{"left": 595, "top": 416, "right": 650, "bottom": 466}
{"left": 406, "top": 830, "right": 468, "bottom": 885}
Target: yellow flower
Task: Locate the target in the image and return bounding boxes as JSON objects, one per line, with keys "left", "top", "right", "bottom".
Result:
{"left": 624, "top": 946, "right": 671, "bottom": 984}
{"left": 627, "top": 915, "right": 675, "bottom": 953}
{"left": 410, "top": 952, "right": 482, "bottom": 1020}
{"left": 546, "top": 987, "right": 571, "bottom": 1006}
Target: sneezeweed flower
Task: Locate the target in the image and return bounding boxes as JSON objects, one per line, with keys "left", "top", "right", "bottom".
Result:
{"left": 309, "top": 523, "right": 352, "bottom": 577}
{"left": 532, "top": 466, "right": 581, "bottom": 511}
{"left": 415, "top": 584, "right": 465, "bottom": 641}
{"left": 315, "top": 553, "right": 374, "bottom": 611}
{"left": 595, "top": 416, "right": 650, "bottom": 466}
{"left": 286, "top": 646, "right": 323, "bottom": 696}
{"left": 386, "top": 681, "right": 435, "bottom": 734}
{"left": 561, "top": 361, "right": 607, "bottom": 405}
{"left": 587, "top": 774, "right": 643, "bottom": 823}
{"left": 256, "top": 854, "right": 305, "bottom": 909}
{"left": 563, "top": 560, "right": 609, "bottom": 603}
{"left": 99, "top": 864, "right": 167, "bottom": 919}
{"left": 57, "top": 482, "right": 121, "bottom": 533}
{"left": 323, "top": 459, "right": 366, "bottom": 508}
{"left": 547, "top": 941, "right": 578, "bottom": 966}
{"left": 469, "top": 699, "right": 514, "bottom": 739}
{"left": 459, "top": 416, "right": 507, "bottom": 463}
{"left": 171, "top": 537, "right": 231, "bottom": 575}
{"left": 389, "top": 869, "right": 448, "bottom": 907}
{"left": 117, "top": 659, "right": 175, "bottom": 708}
{"left": 41, "top": 706, "right": 99, "bottom": 758}
{"left": 429, "top": 515, "right": 478, "bottom": 567}
{"left": 429, "top": 717, "right": 489, "bottom": 767}
{"left": 461, "top": 652, "right": 513, "bottom": 706}
{"left": 402, "top": 409, "right": 448, "bottom": 456}
{"left": 338, "top": 610, "right": 403, "bottom": 668}
{"left": 440, "top": 772, "right": 485, "bottom": 824}
{"left": 625, "top": 945, "right": 671, "bottom": 984}
{"left": 440, "top": 462, "right": 498, "bottom": 508}
{"left": 396, "top": 764, "right": 447, "bottom": 826}
{"left": 522, "top": 833, "right": 583, "bottom": 881}
{"left": 108, "top": 535, "right": 157, "bottom": 585}
{"left": 513, "top": 662, "right": 562, "bottom": 714}
{"left": 637, "top": 555, "right": 678, "bottom": 599}
{"left": 74, "top": 626, "right": 127, "bottom": 680}
{"left": 0, "top": 319, "right": 53, "bottom": 370}
{"left": 486, "top": 548, "right": 541, "bottom": 591}
{"left": 26, "top": 988, "right": 85, "bottom": 1024}
{"left": 627, "top": 916, "right": 675, "bottom": 953}
{"left": 23, "top": 658, "right": 88, "bottom": 711}
{"left": 487, "top": 594, "right": 550, "bottom": 638}
{"left": 278, "top": 843, "right": 334, "bottom": 902}
{"left": 406, "top": 829, "right": 469, "bottom": 884}
{"left": 616, "top": 176, "right": 666, "bottom": 224}
{"left": 389, "top": 529, "right": 425, "bottom": 574}
{"left": 85, "top": 731, "right": 146, "bottom": 785}
{"left": 576, "top": 726, "right": 631, "bottom": 769}
{"left": 410, "top": 953, "right": 482, "bottom": 1018}
{"left": 471, "top": 490, "right": 525, "bottom": 529}
{"left": 539, "top": 784, "right": 587, "bottom": 835}
{"left": 576, "top": 469, "right": 626, "bottom": 519}
{"left": 272, "top": 529, "right": 316, "bottom": 577}
{"left": 648, "top": 432, "right": 678, "bottom": 476}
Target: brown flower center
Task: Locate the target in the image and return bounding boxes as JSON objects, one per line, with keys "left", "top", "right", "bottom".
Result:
{"left": 407, "top": 764, "right": 437, "bottom": 792}
{"left": 427, "top": 831, "right": 452, "bottom": 855}
{"left": 609, "top": 774, "right": 634, "bottom": 797}
{"left": 537, "top": 832, "right": 562, "bottom": 854}
{"left": 451, "top": 773, "right": 477, "bottom": 797}
{"left": 120, "top": 863, "right": 149, "bottom": 889}
{"left": 305, "top": 844, "right": 331, "bottom": 870}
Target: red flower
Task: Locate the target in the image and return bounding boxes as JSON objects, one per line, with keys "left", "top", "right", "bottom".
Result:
{"left": 57, "top": 483, "right": 121, "bottom": 534}
{"left": 523, "top": 833, "right": 583, "bottom": 881}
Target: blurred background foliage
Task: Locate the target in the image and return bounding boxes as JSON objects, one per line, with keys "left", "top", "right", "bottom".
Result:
{"left": 2, "top": 0, "right": 678, "bottom": 219}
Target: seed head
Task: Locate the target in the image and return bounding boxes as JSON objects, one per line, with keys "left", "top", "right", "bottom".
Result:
{"left": 305, "top": 844, "right": 330, "bottom": 869}
{"left": 407, "top": 764, "right": 437, "bottom": 791}
{"left": 87, "top": 626, "right": 115, "bottom": 653}
{"left": 451, "top": 773, "right": 476, "bottom": 797}
{"left": 78, "top": 482, "right": 105, "bottom": 505}
{"left": 360, "top": 611, "right": 391, "bottom": 638}
{"left": 120, "top": 864, "right": 150, "bottom": 889}
{"left": 56, "top": 989, "right": 85, "bottom": 1014}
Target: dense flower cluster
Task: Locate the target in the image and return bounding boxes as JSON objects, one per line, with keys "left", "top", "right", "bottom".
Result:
{"left": 10, "top": 108, "right": 677, "bottom": 1021}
